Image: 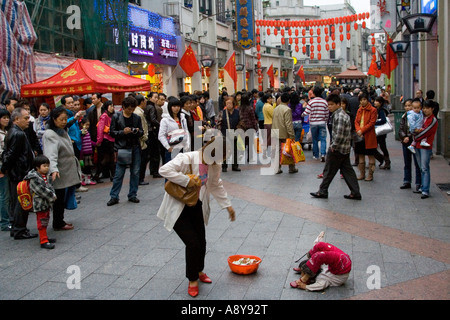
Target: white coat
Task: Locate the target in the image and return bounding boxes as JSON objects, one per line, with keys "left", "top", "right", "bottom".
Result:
{"left": 157, "top": 151, "right": 231, "bottom": 232}
{"left": 158, "top": 112, "right": 190, "bottom": 152}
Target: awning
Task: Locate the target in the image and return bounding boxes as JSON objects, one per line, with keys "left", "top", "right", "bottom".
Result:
{"left": 21, "top": 59, "right": 150, "bottom": 98}
{"left": 335, "top": 66, "right": 367, "bottom": 79}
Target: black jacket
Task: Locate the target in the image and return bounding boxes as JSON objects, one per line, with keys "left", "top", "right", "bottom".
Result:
{"left": 1, "top": 124, "right": 34, "bottom": 182}
{"left": 110, "top": 111, "right": 143, "bottom": 151}
{"left": 398, "top": 112, "right": 413, "bottom": 146}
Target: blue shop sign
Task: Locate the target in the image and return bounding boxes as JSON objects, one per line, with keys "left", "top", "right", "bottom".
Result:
{"left": 235, "top": 0, "right": 255, "bottom": 50}
{"left": 421, "top": 0, "right": 437, "bottom": 14}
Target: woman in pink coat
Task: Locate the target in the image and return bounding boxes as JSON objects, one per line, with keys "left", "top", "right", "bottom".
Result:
{"left": 290, "top": 242, "right": 352, "bottom": 291}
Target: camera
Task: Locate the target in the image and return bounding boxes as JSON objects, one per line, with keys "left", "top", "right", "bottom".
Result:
{"left": 132, "top": 128, "right": 139, "bottom": 134}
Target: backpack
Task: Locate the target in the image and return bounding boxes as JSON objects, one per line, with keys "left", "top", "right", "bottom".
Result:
{"left": 17, "top": 179, "right": 33, "bottom": 211}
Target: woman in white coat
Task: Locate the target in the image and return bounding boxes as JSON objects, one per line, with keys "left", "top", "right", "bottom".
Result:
{"left": 158, "top": 97, "right": 190, "bottom": 165}
{"left": 157, "top": 136, "right": 235, "bottom": 297}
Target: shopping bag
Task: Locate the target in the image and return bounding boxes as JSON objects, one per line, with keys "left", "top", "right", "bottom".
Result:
{"left": 283, "top": 138, "right": 293, "bottom": 158}
{"left": 291, "top": 140, "right": 305, "bottom": 163}
{"left": 254, "top": 136, "right": 262, "bottom": 154}
{"left": 280, "top": 142, "right": 295, "bottom": 165}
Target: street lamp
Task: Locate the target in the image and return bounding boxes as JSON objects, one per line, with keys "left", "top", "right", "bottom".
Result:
{"left": 236, "top": 64, "right": 245, "bottom": 71}
{"left": 402, "top": 13, "right": 437, "bottom": 34}
{"left": 390, "top": 41, "right": 410, "bottom": 54}
{"left": 200, "top": 58, "right": 215, "bottom": 67}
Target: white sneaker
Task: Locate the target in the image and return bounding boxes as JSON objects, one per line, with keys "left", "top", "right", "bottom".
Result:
{"left": 420, "top": 140, "right": 431, "bottom": 147}
{"left": 407, "top": 145, "right": 416, "bottom": 154}
{"left": 76, "top": 186, "right": 89, "bottom": 192}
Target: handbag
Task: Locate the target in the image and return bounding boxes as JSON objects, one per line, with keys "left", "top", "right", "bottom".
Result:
{"left": 352, "top": 132, "right": 364, "bottom": 143}
{"left": 117, "top": 148, "right": 132, "bottom": 165}
{"left": 375, "top": 118, "right": 393, "bottom": 136}
{"left": 167, "top": 128, "right": 187, "bottom": 146}
{"left": 164, "top": 163, "right": 201, "bottom": 207}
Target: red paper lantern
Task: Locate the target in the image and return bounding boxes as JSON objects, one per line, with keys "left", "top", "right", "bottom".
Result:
{"left": 332, "top": 42, "right": 336, "bottom": 50}
{"left": 317, "top": 28, "right": 321, "bottom": 35}
{"left": 310, "top": 45, "right": 314, "bottom": 52}
{"left": 257, "top": 53, "right": 261, "bottom": 59}
{"left": 281, "top": 38, "right": 285, "bottom": 45}
{"left": 339, "top": 25, "right": 344, "bottom": 33}
{"left": 281, "top": 29, "right": 285, "bottom": 36}
{"left": 326, "top": 43, "right": 330, "bottom": 51}
{"left": 317, "top": 37, "right": 321, "bottom": 43}
{"left": 288, "top": 29, "right": 292, "bottom": 36}
{"left": 347, "top": 33, "right": 351, "bottom": 40}
{"left": 148, "top": 64, "right": 155, "bottom": 77}
{"left": 256, "top": 36, "right": 260, "bottom": 43}
{"left": 317, "top": 44, "right": 321, "bottom": 52}
{"left": 331, "top": 33, "right": 336, "bottom": 41}
{"left": 311, "top": 52, "right": 315, "bottom": 59}
{"left": 295, "top": 38, "right": 299, "bottom": 44}
{"left": 318, "top": 53, "right": 322, "bottom": 60}
{"left": 267, "top": 28, "right": 271, "bottom": 35}
{"left": 257, "top": 61, "right": 262, "bottom": 68}
{"left": 362, "top": 21, "right": 366, "bottom": 29}
{"left": 274, "top": 29, "right": 278, "bottom": 36}
{"left": 310, "top": 37, "right": 314, "bottom": 44}
{"left": 371, "top": 37, "right": 376, "bottom": 45}
{"left": 340, "top": 34, "right": 344, "bottom": 41}
{"left": 325, "top": 35, "right": 330, "bottom": 42}
{"left": 354, "top": 23, "right": 358, "bottom": 30}
{"left": 310, "top": 29, "right": 314, "bottom": 36}
{"left": 331, "top": 25, "right": 335, "bottom": 33}
{"left": 256, "top": 28, "right": 260, "bottom": 35}
{"left": 302, "top": 46, "right": 306, "bottom": 54}
{"left": 302, "top": 38, "right": 306, "bottom": 45}
{"left": 289, "top": 38, "right": 293, "bottom": 44}
{"left": 324, "top": 27, "right": 328, "bottom": 35}
{"left": 257, "top": 44, "right": 261, "bottom": 51}
{"left": 372, "top": 46, "right": 376, "bottom": 54}
{"left": 295, "top": 45, "right": 299, "bottom": 52}
{"left": 346, "top": 24, "right": 351, "bottom": 32}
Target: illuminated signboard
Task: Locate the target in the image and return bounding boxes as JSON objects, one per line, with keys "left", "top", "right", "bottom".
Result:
{"left": 421, "top": 0, "right": 437, "bottom": 14}
{"left": 128, "top": 5, "right": 179, "bottom": 65}
{"left": 235, "top": 0, "right": 255, "bottom": 50}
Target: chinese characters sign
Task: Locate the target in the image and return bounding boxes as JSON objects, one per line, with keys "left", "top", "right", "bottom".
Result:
{"left": 128, "top": 27, "right": 178, "bottom": 65}
{"left": 235, "top": 0, "right": 254, "bottom": 50}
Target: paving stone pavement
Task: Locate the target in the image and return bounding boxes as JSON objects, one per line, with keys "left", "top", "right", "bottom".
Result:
{"left": 0, "top": 129, "right": 449, "bottom": 301}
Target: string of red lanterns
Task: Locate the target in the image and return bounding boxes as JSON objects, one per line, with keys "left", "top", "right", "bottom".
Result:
{"left": 254, "top": 13, "right": 369, "bottom": 87}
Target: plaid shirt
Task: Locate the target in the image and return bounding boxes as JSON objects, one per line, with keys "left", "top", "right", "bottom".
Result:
{"left": 331, "top": 108, "right": 352, "bottom": 155}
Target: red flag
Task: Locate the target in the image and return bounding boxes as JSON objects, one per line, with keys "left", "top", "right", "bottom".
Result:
{"left": 383, "top": 31, "right": 399, "bottom": 79}
{"left": 267, "top": 64, "right": 274, "bottom": 88}
{"left": 179, "top": 44, "right": 200, "bottom": 77}
{"left": 224, "top": 51, "right": 237, "bottom": 91}
{"left": 297, "top": 65, "right": 306, "bottom": 85}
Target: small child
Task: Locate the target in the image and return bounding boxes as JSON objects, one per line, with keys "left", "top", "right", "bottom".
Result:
{"left": 24, "top": 155, "right": 57, "bottom": 249}
{"left": 407, "top": 104, "right": 430, "bottom": 153}
{"left": 80, "top": 119, "right": 97, "bottom": 186}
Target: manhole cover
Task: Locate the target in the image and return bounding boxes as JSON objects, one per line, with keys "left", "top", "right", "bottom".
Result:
{"left": 437, "top": 183, "right": 450, "bottom": 191}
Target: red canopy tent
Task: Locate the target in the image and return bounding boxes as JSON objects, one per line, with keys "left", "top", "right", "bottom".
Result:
{"left": 20, "top": 59, "right": 150, "bottom": 98}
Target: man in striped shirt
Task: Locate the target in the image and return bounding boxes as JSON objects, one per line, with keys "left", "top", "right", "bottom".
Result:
{"left": 302, "top": 87, "right": 329, "bottom": 162}
{"left": 310, "top": 94, "right": 361, "bottom": 200}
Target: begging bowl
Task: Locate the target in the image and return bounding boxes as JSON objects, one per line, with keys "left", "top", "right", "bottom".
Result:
{"left": 228, "top": 255, "right": 262, "bottom": 275}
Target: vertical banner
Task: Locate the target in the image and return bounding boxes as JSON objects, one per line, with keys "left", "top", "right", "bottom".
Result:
{"left": 235, "top": 0, "right": 255, "bottom": 50}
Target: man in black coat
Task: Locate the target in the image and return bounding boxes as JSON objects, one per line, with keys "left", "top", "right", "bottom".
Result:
{"left": 0, "top": 108, "right": 37, "bottom": 239}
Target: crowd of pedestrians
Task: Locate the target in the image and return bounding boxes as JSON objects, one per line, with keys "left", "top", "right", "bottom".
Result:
{"left": 0, "top": 82, "right": 440, "bottom": 296}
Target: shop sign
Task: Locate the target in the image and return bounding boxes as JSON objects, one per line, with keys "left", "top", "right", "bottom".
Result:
{"left": 421, "top": 0, "right": 437, "bottom": 14}
{"left": 235, "top": 0, "right": 255, "bottom": 50}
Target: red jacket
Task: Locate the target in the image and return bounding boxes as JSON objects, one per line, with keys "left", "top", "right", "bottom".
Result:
{"left": 415, "top": 115, "right": 438, "bottom": 149}
{"left": 306, "top": 242, "right": 352, "bottom": 275}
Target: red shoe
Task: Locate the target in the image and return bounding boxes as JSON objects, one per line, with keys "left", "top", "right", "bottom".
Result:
{"left": 188, "top": 285, "right": 199, "bottom": 297}
{"left": 199, "top": 273, "right": 212, "bottom": 283}
{"left": 317, "top": 173, "right": 324, "bottom": 179}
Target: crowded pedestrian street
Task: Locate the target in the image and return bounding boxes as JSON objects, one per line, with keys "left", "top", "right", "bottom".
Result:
{"left": 1, "top": 128, "right": 448, "bottom": 301}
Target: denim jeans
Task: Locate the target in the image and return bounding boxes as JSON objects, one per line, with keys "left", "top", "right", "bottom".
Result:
{"left": 310, "top": 124, "right": 327, "bottom": 158}
{"left": 293, "top": 121, "right": 303, "bottom": 142}
{"left": 402, "top": 144, "right": 421, "bottom": 187}
{"left": 0, "top": 175, "right": 10, "bottom": 228}
{"left": 414, "top": 148, "right": 432, "bottom": 195}
{"left": 110, "top": 146, "right": 141, "bottom": 200}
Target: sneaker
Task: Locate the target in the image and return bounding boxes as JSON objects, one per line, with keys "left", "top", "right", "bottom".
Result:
{"left": 407, "top": 145, "right": 416, "bottom": 154}
{"left": 40, "top": 242, "right": 55, "bottom": 249}
{"left": 420, "top": 140, "right": 431, "bottom": 147}
{"left": 107, "top": 198, "right": 119, "bottom": 206}
{"left": 312, "top": 156, "right": 319, "bottom": 160}
{"left": 76, "top": 186, "right": 89, "bottom": 192}
{"left": 128, "top": 197, "right": 140, "bottom": 203}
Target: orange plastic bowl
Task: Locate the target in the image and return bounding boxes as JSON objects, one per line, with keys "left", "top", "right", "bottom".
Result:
{"left": 228, "top": 255, "right": 262, "bottom": 275}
